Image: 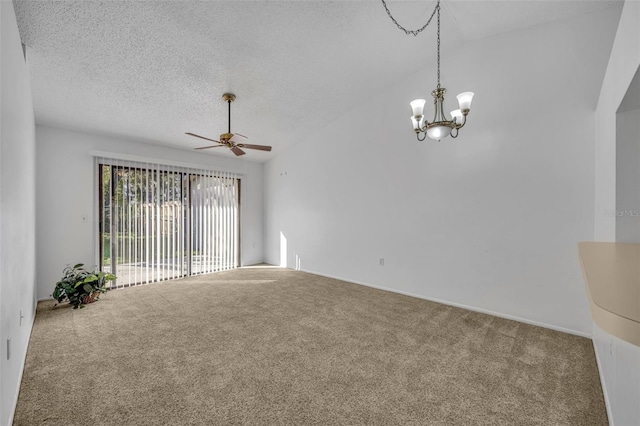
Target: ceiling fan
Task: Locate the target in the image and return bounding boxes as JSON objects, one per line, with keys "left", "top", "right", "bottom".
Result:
{"left": 187, "top": 93, "right": 272, "bottom": 156}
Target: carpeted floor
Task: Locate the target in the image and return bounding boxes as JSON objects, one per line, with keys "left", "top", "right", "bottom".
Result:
{"left": 14, "top": 267, "right": 607, "bottom": 425}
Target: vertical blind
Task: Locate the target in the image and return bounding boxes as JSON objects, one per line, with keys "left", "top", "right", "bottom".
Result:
{"left": 98, "top": 158, "right": 240, "bottom": 288}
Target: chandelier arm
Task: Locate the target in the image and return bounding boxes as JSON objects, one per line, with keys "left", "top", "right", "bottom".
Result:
{"left": 421, "top": 118, "right": 431, "bottom": 131}
{"left": 433, "top": 94, "right": 442, "bottom": 123}
{"left": 380, "top": 0, "right": 440, "bottom": 37}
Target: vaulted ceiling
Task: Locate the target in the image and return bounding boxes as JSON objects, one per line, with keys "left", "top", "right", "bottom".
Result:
{"left": 14, "top": 0, "right": 621, "bottom": 162}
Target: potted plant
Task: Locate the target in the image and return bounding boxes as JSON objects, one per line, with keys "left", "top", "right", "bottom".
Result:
{"left": 52, "top": 263, "right": 116, "bottom": 309}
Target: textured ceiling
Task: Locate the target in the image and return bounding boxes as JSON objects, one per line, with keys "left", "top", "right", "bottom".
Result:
{"left": 14, "top": 0, "right": 621, "bottom": 162}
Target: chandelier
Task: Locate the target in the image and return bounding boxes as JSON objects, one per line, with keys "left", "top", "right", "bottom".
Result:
{"left": 382, "top": 0, "right": 474, "bottom": 141}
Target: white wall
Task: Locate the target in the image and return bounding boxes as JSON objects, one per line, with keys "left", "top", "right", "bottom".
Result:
{"left": 614, "top": 62, "right": 640, "bottom": 244}
{"left": 264, "top": 7, "right": 622, "bottom": 336}
{"left": 615, "top": 107, "right": 640, "bottom": 243}
{"left": 595, "top": 1, "right": 640, "bottom": 241}
{"left": 35, "top": 125, "right": 264, "bottom": 301}
{"left": 0, "top": 2, "right": 37, "bottom": 426}
{"left": 593, "top": 1, "right": 640, "bottom": 424}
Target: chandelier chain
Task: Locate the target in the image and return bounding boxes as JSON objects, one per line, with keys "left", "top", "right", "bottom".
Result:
{"left": 437, "top": 2, "right": 441, "bottom": 88}
{"left": 380, "top": 0, "right": 439, "bottom": 37}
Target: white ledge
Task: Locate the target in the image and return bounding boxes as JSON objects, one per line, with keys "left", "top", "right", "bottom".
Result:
{"left": 579, "top": 242, "right": 640, "bottom": 347}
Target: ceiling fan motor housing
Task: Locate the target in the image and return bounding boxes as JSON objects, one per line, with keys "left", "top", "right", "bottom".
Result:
{"left": 220, "top": 133, "right": 234, "bottom": 142}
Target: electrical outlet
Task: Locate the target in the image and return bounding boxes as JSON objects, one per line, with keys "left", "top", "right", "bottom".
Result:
{"left": 379, "top": 258, "right": 384, "bottom": 266}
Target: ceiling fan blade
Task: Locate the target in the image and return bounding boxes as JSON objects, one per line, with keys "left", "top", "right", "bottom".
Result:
{"left": 231, "top": 146, "right": 246, "bottom": 156}
{"left": 239, "top": 144, "right": 272, "bottom": 152}
{"left": 186, "top": 132, "right": 221, "bottom": 144}
{"left": 194, "top": 145, "right": 225, "bottom": 150}
{"left": 230, "top": 133, "right": 248, "bottom": 143}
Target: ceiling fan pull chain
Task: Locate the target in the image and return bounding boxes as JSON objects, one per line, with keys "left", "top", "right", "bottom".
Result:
{"left": 380, "top": 0, "right": 439, "bottom": 37}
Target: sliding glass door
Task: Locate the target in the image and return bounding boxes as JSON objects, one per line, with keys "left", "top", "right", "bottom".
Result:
{"left": 99, "top": 161, "right": 240, "bottom": 288}
{"left": 190, "top": 174, "right": 240, "bottom": 275}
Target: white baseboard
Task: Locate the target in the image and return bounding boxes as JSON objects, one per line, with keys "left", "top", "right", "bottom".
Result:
{"left": 299, "top": 268, "right": 591, "bottom": 339}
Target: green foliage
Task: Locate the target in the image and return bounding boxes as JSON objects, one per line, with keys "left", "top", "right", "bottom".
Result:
{"left": 52, "top": 264, "right": 116, "bottom": 309}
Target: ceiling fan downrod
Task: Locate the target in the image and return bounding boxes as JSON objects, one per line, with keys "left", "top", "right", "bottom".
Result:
{"left": 222, "top": 93, "right": 235, "bottom": 134}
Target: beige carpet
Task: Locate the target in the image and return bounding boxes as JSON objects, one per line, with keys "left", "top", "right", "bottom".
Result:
{"left": 14, "top": 267, "right": 606, "bottom": 425}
